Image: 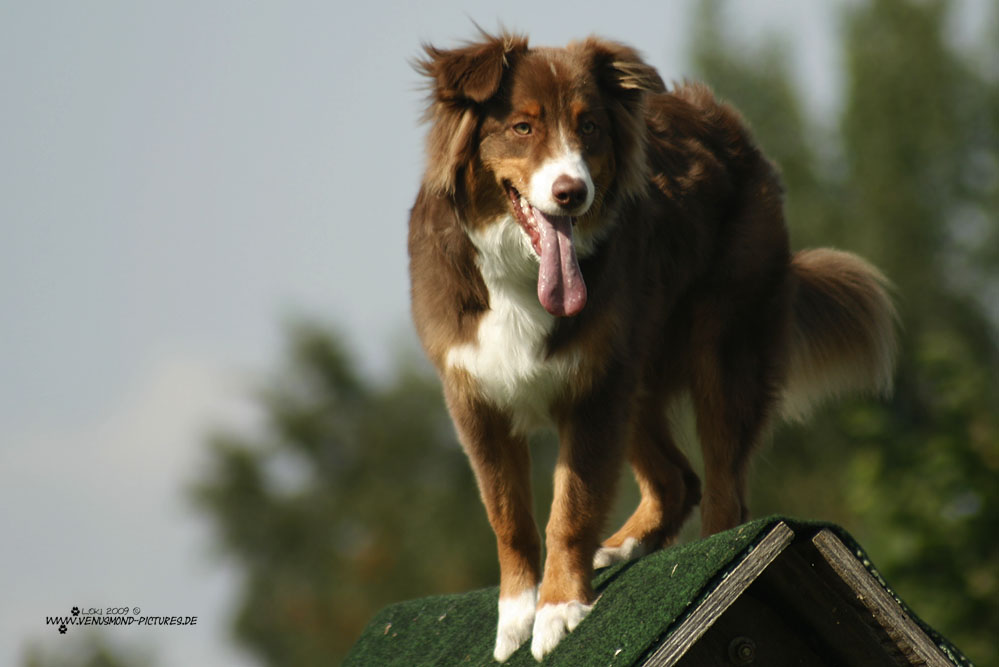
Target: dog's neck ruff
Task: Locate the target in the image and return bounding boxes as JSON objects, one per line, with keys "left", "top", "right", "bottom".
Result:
{"left": 444, "top": 215, "right": 599, "bottom": 432}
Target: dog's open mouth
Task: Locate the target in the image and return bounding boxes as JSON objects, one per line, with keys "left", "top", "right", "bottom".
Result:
{"left": 506, "top": 184, "right": 587, "bottom": 317}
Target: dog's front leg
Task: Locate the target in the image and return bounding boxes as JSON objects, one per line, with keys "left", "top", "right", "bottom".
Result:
{"left": 444, "top": 383, "right": 541, "bottom": 662}
{"left": 532, "top": 388, "right": 628, "bottom": 661}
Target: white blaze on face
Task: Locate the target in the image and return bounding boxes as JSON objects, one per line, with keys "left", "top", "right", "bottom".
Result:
{"left": 526, "top": 134, "right": 594, "bottom": 216}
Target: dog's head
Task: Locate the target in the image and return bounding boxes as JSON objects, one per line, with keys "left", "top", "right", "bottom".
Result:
{"left": 417, "top": 32, "right": 661, "bottom": 316}
{"left": 417, "top": 31, "right": 660, "bottom": 204}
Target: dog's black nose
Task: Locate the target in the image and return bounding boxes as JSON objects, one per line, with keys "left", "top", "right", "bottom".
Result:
{"left": 552, "top": 175, "right": 588, "bottom": 210}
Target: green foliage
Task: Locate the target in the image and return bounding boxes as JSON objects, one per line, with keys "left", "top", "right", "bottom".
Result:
{"left": 694, "top": 0, "right": 998, "bottom": 662}
{"left": 21, "top": 636, "right": 152, "bottom": 667}
{"left": 689, "top": 0, "right": 846, "bottom": 249}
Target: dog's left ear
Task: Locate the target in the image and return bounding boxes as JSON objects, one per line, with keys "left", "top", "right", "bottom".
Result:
{"left": 574, "top": 38, "right": 661, "bottom": 202}
{"left": 578, "top": 37, "right": 664, "bottom": 98}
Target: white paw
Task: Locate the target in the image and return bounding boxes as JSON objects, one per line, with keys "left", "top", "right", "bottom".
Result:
{"left": 593, "top": 537, "right": 647, "bottom": 568}
{"left": 493, "top": 587, "right": 537, "bottom": 662}
{"left": 530, "top": 600, "right": 592, "bottom": 661}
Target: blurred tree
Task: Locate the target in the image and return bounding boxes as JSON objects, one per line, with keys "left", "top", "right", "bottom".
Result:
{"left": 22, "top": 635, "right": 152, "bottom": 667}
{"left": 190, "top": 322, "right": 502, "bottom": 663}
{"left": 689, "top": 0, "right": 845, "bottom": 248}
{"left": 693, "top": 0, "right": 998, "bottom": 662}
{"left": 836, "top": 2, "right": 997, "bottom": 662}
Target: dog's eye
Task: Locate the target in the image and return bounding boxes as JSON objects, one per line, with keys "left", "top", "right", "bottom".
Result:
{"left": 513, "top": 122, "right": 532, "bottom": 136}
{"left": 580, "top": 120, "right": 598, "bottom": 136}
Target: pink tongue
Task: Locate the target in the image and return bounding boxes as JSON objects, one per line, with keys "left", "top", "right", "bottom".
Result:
{"left": 535, "top": 207, "right": 587, "bottom": 317}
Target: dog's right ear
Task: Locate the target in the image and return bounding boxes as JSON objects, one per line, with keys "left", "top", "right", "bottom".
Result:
{"left": 416, "top": 32, "right": 528, "bottom": 195}
{"left": 417, "top": 31, "right": 527, "bottom": 103}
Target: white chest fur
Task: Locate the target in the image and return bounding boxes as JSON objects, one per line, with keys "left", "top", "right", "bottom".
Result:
{"left": 445, "top": 216, "right": 582, "bottom": 432}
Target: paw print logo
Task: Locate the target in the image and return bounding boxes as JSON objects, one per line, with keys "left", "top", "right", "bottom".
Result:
{"left": 58, "top": 624, "right": 67, "bottom": 634}
{"left": 71, "top": 607, "right": 80, "bottom": 617}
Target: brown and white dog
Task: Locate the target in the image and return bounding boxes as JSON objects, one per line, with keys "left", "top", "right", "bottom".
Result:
{"left": 408, "top": 32, "right": 896, "bottom": 661}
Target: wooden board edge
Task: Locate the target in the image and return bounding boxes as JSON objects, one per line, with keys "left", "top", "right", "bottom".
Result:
{"left": 812, "top": 529, "right": 952, "bottom": 667}
{"left": 642, "top": 521, "right": 796, "bottom": 667}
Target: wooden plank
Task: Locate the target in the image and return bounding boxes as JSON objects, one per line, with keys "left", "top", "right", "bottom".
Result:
{"left": 642, "top": 522, "right": 796, "bottom": 666}
{"left": 675, "top": 585, "right": 831, "bottom": 667}
{"left": 812, "top": 529, "right": 951, "bottom": 667}
{"left": 752, "top": 540, "right": 910, "bottom": 665}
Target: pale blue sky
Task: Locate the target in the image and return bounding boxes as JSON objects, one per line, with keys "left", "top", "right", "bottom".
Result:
{"left": 0, "top": 1, "right": 989, "bottom": 665}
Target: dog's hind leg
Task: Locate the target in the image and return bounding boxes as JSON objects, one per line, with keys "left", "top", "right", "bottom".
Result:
{"left": 691, "top": 289, "right": 789, "bottom": 537}
{"left": 593, "top": 395, "right": 700, "bottom": 568}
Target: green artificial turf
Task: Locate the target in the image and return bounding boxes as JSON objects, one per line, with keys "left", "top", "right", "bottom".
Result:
{"left": 343, "top": 516, "right": 970, "bottom": 666}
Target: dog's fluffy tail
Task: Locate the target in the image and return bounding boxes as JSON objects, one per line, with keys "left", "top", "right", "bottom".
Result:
{"left": 780, "top": 248, "right": 899, "bottom": 421}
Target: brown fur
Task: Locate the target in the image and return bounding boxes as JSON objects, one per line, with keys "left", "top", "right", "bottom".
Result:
{"left": 408, "top": 31, "right": 896, "bottom": 658}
